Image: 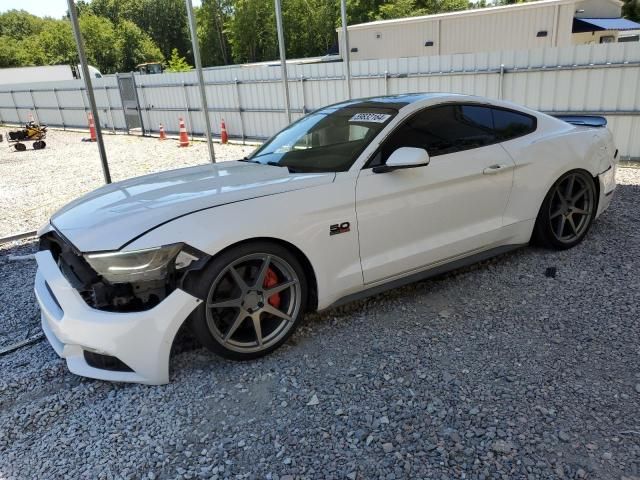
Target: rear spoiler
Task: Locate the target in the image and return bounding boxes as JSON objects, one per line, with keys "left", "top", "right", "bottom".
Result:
{"left": 552, "top": 115, "right": 607, "bottom": 128}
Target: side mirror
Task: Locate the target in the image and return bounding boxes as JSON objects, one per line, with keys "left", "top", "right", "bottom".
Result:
{"left": 373, "top": 147, "right": 430, "bottom": 174}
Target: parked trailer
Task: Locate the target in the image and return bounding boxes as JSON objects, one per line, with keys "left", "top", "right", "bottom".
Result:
{"left": 0, "top": 65, "right": 102, "bottom": 85}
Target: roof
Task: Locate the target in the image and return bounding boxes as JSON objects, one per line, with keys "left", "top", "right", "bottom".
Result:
{"left": 342, "top": 0, "right": 577, "bottom": 31}
{"left": 573, "top": 17, "right": 640, "bottom": 32}
{"left": 326, "top": 93, "right": 453, "bottom": 111}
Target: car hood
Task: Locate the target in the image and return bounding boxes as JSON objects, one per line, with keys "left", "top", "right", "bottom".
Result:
{"left": 51, "top": 161, "right": 335, "bottom": 252}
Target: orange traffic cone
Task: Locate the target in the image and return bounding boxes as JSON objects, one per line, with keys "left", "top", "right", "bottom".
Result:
{"left": 159, "top": 123, "right": 167, "bottom": 140}
{"left": 220, "top": 118, "right": 228, "bottom": 145}
{"left": 178, "top": 118, "right": 189, "bottom": 147}
{"left": 88, "top": 112, "right": 97, "bottom": 142}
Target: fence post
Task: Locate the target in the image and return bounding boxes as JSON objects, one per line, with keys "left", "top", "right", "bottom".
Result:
{"left": 234, "top": 78, "right": 246, "bottom": 144}
{"left": 139, "top": 84, "right": 152, "bottom": 135}
{"left": 28, "top": 89, "right": 40, "bottom": 124}
{"left": 498, "top": 64, "right": 505, "bottom": 100}
{"left": 299, "top": 75, "right": 307, "bottom": 114}
{"left": 185, "top": 0, "right": 215, "bottom": 162}
{"left": 80, "top": 86, "right": 88, "bottom": 123}
{"left": 104, "top": 85, "right": 116, "bottom": 133}
{"left": 182, "top": 81, "right": 194, "bottom": 138}
{"left": 274, "top": 0, "right": 292, "bottom": 123}
{"left": 340, "top": 0, "right": 352, "bottom": 100}
{"left": 10, "top": 90, "right": 19, "bottom": 123}
{"left": 53, "top": 88, "right": 65, "bottom": 130}
{"left": 384, "top": 71, "right": 389, "bottom": 95}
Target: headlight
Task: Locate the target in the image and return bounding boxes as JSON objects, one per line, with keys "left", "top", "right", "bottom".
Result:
{"left": 85, "top": 244, "right": 187, "bottom": 283}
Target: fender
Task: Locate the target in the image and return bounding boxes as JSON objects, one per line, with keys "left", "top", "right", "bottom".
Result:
{"left": 125, "top": 173, "right": 364, "bottom": 310}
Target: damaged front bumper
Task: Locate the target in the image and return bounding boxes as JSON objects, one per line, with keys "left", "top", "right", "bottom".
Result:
{"left": 34, "top": 250, "right": 202, "bottom": 384}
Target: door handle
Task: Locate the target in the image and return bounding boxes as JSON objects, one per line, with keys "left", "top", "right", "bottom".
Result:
{"left": 483, "top": 164, "right": 510, "bottom": 175}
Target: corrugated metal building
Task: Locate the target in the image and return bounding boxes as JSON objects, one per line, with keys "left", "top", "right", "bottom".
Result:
{"left": 338, "top": 0, "right": 640, "bottom": 60}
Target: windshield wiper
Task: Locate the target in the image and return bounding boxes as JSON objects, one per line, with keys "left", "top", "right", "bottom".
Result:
{"left": 266, "top": 161, "right": 303, "bottom": 173}
{"left": 239, "top": 158, "right": 302, "bottom": 173}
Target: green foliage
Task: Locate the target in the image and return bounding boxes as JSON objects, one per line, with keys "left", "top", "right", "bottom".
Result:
{"left": 0, "top": 10, "right": 46, "bottom": 38}
{"left": 197, "top": 0, "right": 232, "bottom": 65}
{"left": 117, "top": 20, "right": 164, "bottom": 72}
{"left": 79, "top": 14, "right": 119, "bottom": 73}
{"left": 165, "top": 48, "right": 193, "bottom": 72}
{"left": 0, "top": 6, "right": 165, "bottom": 73}
{"left": 622, "top": 0, "right": 640, "bottom": 21}
{"left": 227, "top": 0, "right": 277, "bottom": 63}
{"left": 2, "top": 0, "right": 538, "bottom": 71}
{"left": 226, "top": 0, "right": 340, "bottom": 64}
{"left": 377, "top": 0, "right": 468, "bottom": 19}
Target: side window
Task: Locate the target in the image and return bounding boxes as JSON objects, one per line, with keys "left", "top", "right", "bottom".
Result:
{"left": 378, "top": 104, "right": 496, "bottom": 163}
{"left": 491, "top": 108, "right": 536, "bottom": 141}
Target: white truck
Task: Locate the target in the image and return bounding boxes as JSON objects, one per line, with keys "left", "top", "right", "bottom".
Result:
{"left": 0, "top": 64, "right": 103, "bottom": 85}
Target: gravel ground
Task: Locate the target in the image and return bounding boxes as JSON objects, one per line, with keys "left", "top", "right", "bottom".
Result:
{"left": 0, "top": 128, "right": 255, "bottom": 237}
{"left": 0, "top": 168, "right": 639, "bottom": 480}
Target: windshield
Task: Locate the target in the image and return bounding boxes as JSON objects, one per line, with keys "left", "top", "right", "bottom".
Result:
{"left": 246, "top": 106, "right": 397, "bottom": 172}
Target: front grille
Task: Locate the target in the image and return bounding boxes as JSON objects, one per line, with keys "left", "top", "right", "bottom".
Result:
{"left": 83, "top": 351, "right": 134, "bottom": 372}
{"left": 39, "top": 230, "right": 100, "bottom": 290}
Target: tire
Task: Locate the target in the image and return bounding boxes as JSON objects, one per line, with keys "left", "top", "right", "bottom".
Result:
{"left": 186, "top": 241, "right": 308, "bottom": 361}
{"left": 532, "top": 169, "right": 597, "bottom": 250}
{"left": 15, "top": 143, "right": 26, "bottom": 152}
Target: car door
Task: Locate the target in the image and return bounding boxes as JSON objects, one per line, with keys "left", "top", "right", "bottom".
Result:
{"left": 355, "top": 104, "right": 516, "bottom": 284}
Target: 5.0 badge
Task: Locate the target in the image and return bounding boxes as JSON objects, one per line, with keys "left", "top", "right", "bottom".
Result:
{"left": 330, "top": 222, "right": 350, "bottom": 236}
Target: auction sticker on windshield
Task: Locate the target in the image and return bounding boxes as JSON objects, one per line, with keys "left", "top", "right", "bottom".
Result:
{"left": 349, "top": 113, "right": 391, "bottom": 123}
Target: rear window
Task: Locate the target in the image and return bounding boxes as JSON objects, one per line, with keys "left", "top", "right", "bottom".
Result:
{"left": 491, "top": 108, "right": 536, "bottom": 141}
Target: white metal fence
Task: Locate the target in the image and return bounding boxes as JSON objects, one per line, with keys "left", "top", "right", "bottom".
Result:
{"left": 1, "top": 41, "right": 639, "bottom": 159}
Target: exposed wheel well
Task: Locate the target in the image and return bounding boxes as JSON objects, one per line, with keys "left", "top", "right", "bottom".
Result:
{"left": 202, "top": 237, "right": 319, "bottom": 312}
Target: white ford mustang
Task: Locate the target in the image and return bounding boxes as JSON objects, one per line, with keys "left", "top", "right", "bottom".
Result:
{"left": 35, "top": 93, "right": 618, "bottom": 384}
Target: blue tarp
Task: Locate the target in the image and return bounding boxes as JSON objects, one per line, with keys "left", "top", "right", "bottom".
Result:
{"left": 573, "top": 17, "right": 640, "bottom": 32}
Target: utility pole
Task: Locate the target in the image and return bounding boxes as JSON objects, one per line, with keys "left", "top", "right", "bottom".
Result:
{"left": 340, "top": 0, "right": 352, "bottom": 99}
{"left": 67, "top": 0, "right": 111, "bottom": 184}
{"left": 274, "top": 0, "right": 292, "bottom": 123}
{"left": 185, "top": 0, "right": 216, "bottom": 163}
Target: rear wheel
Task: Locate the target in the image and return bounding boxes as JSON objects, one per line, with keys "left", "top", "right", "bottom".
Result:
{"left": 14, "top": 143, "right": 26, "bottom": 152}
{"left": 187, "top": 242, "right": 307, "bottom": 360}
{"left": 532, "top": 170, "right": 597, "bottom": 250}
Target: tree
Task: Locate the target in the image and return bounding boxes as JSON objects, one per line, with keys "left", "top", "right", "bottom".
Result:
{"left": 227, "top": 0, "right": 277, "bottom": 63}
{"left": 34, "top": 20, "right": 76, "bottom": 66}
{"left": 78, "top": 14, "right": 120, "bottom": 73}
{"left": 284, "top": 0, "right": 339, "bottom": 58}
{"left": 0, "top": 9, "right": 46, "bottom": 39}
{"left": 226, "top": 0, "right": 340, "bottom": 64}
{"left": 0, "top": 36, "right": 25, "bottom": 68}
{"left": 165, "top": 47, "right": 193, "bottom": 72}
{"left": 197, "top": 0, "right": 232, "bottom": 66}
{"left": 377, "top": 0, "right": 468, "bottom": 20}
{"left": 116, "top": 20, "right": 164, "bottom": 72}
{"left": 622, "top": 0, "right": 640, "bottom": 21}
{"left": 88, "top": 0, "right": 191, "bottom": 62}
{"left": 345, "top": 0, "right": 386, "bottom": 25}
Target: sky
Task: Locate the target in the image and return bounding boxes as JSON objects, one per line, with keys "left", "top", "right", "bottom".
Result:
{"left": 0, "top": 0, "right": 202, "bottom": 19}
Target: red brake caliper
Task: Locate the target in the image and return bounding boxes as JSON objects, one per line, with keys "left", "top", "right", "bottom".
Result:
{"left": 263, "top": 268, "right": 281, "bottom": 308}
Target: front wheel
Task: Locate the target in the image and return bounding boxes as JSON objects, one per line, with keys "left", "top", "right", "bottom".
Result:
{"left": 187, "top": 242, "right": 307, "bottom": 360}
{"left": 532, "top": 170, "right": 597, "bottom": 250}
